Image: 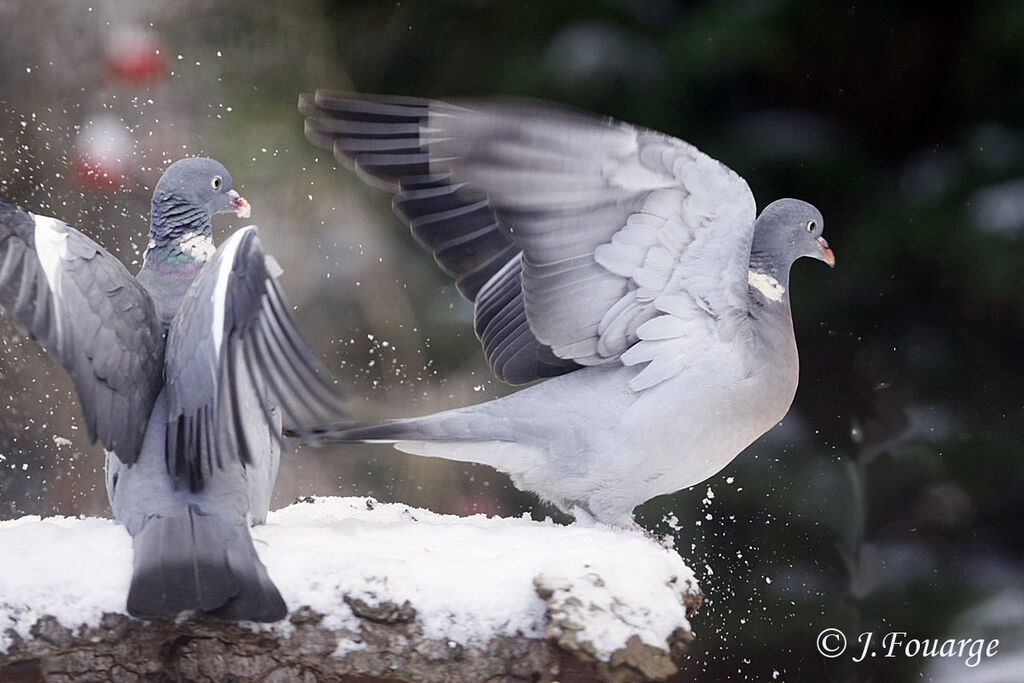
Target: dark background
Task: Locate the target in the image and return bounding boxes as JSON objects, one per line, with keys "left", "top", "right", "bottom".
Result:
{"left": 1, "top": 2, "right": 1021, "bottom": 680}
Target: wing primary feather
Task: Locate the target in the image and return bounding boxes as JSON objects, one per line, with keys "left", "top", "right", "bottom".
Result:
{"left": 11, "top": 258, "right": 39, "bottom": 321}
{"left": 29, "top": 275, "right": 54, "bottom": 344}
{"left": 261, "top": 295, "right": 322, "bottom": 383}
{"left": 204, "top": 404, "right": 217, "bottom": 481}
{"left": 251, "top": 331, "right": 307, "bottom": 432}
{"left": 165, "top": 418, "right": 181, "bottom": 480}
{"left": 262, "top": 286, "right": 343, "bottom": 410}
{"left": 481, "top": 294, "right": 522, "bottom": 350}
{"left": 0, "top": 243, "right": 22, "bottom": 288}
{"left": 241, "top": 333, "right": 284, "bottom": 449}
{"left": 177, "top": 415, "right": 198, "bottom": 490}
{"left": 202, "top": 403, "right": 218, "bottom": 476}
{"left": 225, "top": 338, "right": 254, "bottom": 466}
{"left": 256, "top": 314, "right": 333, "bottom": 425}
{"left": 455, "top": 247, "right": 519, "bottom": 301}
{"left": 491, "top": 320, "right": 535, "bottom": 370}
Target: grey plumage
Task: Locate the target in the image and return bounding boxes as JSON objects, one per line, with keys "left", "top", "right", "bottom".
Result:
{"left": 126, "top": 505, "right": 282, "bottom": 621}
{"left": 0, "top": 157, "right": 344, "bottom": 620}
{"left": 106, "top": 384, "right": 285, "bottom": 622}
{"left": 0, "top": 200, "right": 164, "bottom": 464}
{"left": 303, "top": 95, "right": 581, "bottom": 384}
{"left": 300, "top": 92, "right": 835, "bottom": 527}
{"left": 163, "top": 225, "right": 344, "bottom": 491}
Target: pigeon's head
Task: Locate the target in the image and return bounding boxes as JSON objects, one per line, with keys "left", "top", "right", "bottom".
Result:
{"left": 152, "top": 157, "right": 251, "bottom": 222}
{"left": 755, "top": 198, "right": 834, "bottom": 268}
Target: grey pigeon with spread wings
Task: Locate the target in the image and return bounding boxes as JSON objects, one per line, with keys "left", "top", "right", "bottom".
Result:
{"left": 0, "top": 158, "right": 345, "bottom": 620}
{"left": 300, "top": 93, "right": 835, "bottom": 527}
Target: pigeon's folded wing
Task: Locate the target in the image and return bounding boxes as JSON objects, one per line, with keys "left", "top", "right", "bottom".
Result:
{"left": 0, "top": 199, "right": 164, "bottom": 463}
{"left": 302, "top": 93, "right": 758, "bottom": 390}
{"left": 163, "top": 226, "right": 345, "bottom": 490}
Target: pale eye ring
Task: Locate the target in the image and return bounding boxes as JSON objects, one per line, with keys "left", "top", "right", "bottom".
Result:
{"left": 211, "top": 176, "right": 222, "bottom": 190}
{"left": 805, "top": 219, "right": 817, "bottom": 232}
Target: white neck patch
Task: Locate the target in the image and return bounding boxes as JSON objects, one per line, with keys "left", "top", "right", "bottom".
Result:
{"left": 179, "top": 231, "right": 216, "bottom": 262}
{"left": 748, "top": 269, "right": 785, "bottom": 303}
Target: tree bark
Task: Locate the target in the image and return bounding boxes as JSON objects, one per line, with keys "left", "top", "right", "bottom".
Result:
{"left": 1, "top": 589, "right": 702, "bottom": 682}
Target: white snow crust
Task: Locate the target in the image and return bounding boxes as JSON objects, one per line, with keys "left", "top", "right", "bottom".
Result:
{"left": 0, "top": 496, "right": 698, "bottom": 659}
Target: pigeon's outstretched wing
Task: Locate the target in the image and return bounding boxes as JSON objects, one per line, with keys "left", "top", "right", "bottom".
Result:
{"left": 0, "top": 199, "right": 164, "bottom": 463}
{"left": 301, "top": 92, "right": 758, "bottom": 389}
{"left": 163, "top": 225, "right": 345, "bottom": 490}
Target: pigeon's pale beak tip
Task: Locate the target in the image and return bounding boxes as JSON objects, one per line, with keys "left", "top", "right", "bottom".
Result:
{"left": 817, "top": 236, "right": 836, "bottom": 268}
{"left": 228, "top": 190, "right": 251, "bottom": 218}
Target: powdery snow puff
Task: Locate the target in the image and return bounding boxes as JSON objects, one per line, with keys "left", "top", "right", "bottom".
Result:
{"left": 1, "top": 496, "right": 698, "bottom": 660}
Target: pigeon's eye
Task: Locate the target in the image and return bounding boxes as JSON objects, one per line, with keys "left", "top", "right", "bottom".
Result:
{"left": 805, "top": 219, "right": 817, "bottom": 233}
{"left": 211, "top": 176, "right": 222, "bottom": 190}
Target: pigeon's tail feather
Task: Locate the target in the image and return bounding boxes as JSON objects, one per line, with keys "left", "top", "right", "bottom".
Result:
{"left": 304, "top": 415, "right": 467, "bottom": 443}
{"left": 126, "top": 505, "right": 286, "bottom": 622}
{"left": 301, "top": 413, "right": 541, "bottom": 472}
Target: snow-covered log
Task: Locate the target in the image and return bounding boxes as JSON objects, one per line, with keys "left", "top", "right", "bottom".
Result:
{"left": 0, "top": 497, "right": 702, "bottom": 682}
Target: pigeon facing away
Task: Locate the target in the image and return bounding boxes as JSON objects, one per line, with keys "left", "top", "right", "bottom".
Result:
{"left": 300, "top": 93, "right": 835, "bottom": 527}
{"left": 0, "top": 158, "right": 345, "bottom": 620}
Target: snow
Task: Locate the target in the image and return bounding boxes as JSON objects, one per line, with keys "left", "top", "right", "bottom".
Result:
{"left": 0, "top": 496, "right": 698, "bottom": 659}
{"left": 0, "top": 515, "right": 132, "bottom": 652}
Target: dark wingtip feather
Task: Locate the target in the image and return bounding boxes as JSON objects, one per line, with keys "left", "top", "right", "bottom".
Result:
{"left": 297, "top": 90, "right": 584, "bottom": 385}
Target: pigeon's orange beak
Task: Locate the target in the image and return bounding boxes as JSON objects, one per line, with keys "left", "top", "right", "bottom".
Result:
{"left": 228, "top": 189, "right": 251, "bottom": 218}
{"left": 817, "top": 236, "right": 835, "bottom": 268}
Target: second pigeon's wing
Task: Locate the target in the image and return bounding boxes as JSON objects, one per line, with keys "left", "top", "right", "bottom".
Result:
{"left": 163, "top": 226, "right": 345, "bottom": 490}
{"left": 0, "top": 199, "right": 164, "bottom": 464}
{"left": 301, "top": 93, "right": 758, "bottom": 390}
{"left": 301, "top": 93, "right": 581, "bottom": 385}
